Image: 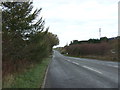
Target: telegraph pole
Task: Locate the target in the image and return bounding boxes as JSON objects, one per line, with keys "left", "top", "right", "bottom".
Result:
{"left": 118, "top": 1, "right": 120, "bottom": 36}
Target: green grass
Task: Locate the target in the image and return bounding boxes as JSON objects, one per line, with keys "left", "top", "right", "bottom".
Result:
{"left": 3, "top": 57, "right": 51, "bottom": 88}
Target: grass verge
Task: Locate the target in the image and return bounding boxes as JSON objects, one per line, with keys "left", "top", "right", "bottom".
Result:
{"left": 3, "top": 57, "right": 51, "bottom": 88}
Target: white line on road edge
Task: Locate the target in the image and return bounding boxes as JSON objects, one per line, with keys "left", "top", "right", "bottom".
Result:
{"left": 82, "top": 65, "right": 103, "bottom": 74}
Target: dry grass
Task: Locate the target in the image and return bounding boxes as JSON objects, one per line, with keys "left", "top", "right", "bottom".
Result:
{"left": 64, "top": 54, "right": 119, "bottom": 62}
{"left": 78, "top": 55, "right": 119, "bottom": 62}
{"left": 2, "top": 57, "right": 51, "bottom": 88}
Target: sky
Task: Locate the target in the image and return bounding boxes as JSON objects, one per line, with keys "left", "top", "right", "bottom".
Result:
{"left": 33, "top": 0, "right": 119, "bottom": 47}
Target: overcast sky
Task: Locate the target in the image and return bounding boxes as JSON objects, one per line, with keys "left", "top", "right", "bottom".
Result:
{"left": 33, "top": 0, "right": 118, "bottom": 47}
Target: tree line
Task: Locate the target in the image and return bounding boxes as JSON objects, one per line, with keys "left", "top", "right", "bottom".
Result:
{"left": 2, "top": 1, "right": 59, "bottom": 76}
{"left": 60, "top": 36, "right": 119, "bottom": 61}
{"left": 70, "top": 37, "right": 109, "bottom": 45}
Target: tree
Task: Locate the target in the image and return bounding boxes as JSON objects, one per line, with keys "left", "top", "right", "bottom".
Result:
{"left": 88, "top": 39, "right": 100, "bottom": 43}
{"left": 45, "top": 32, "right": 59, "bottom": 52}
{"left": 100, "top": 37, "right": 108, "bottom": 42}
{"left": 2, "top": 1, "right": 47, "bottom": 61}
{"left": 2, "top": 1, "right": 57, "bottom": 76}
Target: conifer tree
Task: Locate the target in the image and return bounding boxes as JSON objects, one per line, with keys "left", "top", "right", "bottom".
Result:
{"left": 2, "top": 1, "right": 46, "bottom": 61}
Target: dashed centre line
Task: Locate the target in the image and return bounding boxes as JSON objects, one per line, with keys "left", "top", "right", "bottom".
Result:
{"left": 65, "top": 59, "right": 103, "bottom": 74}
{"left": 72, "top": 62, "right": 79, "bottom": 65}
{"left": 65, "top": 59, "right": 79, "bottom": 65}
{"left": 82, "top": 65, "right": 103, "bottom": 74}
{"left": 67, "top": 60, "right": 70, "bottom": 62}
{"left": 112, "top": 66, "right": 118, "bottom": 68}
{"left": 107, "top": 65, "right": 118, "bottom": 68}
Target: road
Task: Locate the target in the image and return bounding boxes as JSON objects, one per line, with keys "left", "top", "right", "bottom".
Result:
{"left": 44, "top": 50, "right": 119, "bottom": 88}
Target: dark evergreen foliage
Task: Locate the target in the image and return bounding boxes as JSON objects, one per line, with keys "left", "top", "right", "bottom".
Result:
{"left": 2, "top": 1, "right": 59, "bottom": 76}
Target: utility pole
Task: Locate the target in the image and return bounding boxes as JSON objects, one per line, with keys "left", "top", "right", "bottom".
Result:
{"left": 99, "top": 28, "right": 101, "bottom": 39}
{"left": 118, "top": 1, "right": 120, "bottom": 36}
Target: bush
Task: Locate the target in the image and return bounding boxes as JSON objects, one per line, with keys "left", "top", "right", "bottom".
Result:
{"left": 65, "top": 42, "right": 110, "bottom": 56}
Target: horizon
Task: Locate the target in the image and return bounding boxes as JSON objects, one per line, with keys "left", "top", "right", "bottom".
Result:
{"left": 54, "top": 36, "right": 119, "bottom": 48}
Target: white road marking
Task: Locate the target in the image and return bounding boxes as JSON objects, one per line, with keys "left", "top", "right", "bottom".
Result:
{"left": 64, "top": 59, "right": 71, "bottom": 62}
{"left": 112, "top": 66, "right": 118, "bottom": 68}
{"left": 72, "top": 62, "right": 79, "bottom": 65}
{"left": 65, "top": 59, "right": 79, "bottom": 65}
{"left": 67, "top": 60, "right": 70, "bottom": 62}
{"left": 82, "top": 65, "right": 103, "bottom": 74}
{"left": 105, "top": 64, "right": 118, "bottom": 68}
{"left": 53, "top": 55, "right": 55, "bottom": 58}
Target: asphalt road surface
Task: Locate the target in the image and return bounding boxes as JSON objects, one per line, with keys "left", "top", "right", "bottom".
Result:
{"left": 44, "top": 50, "right": 119, "bottom": 88}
